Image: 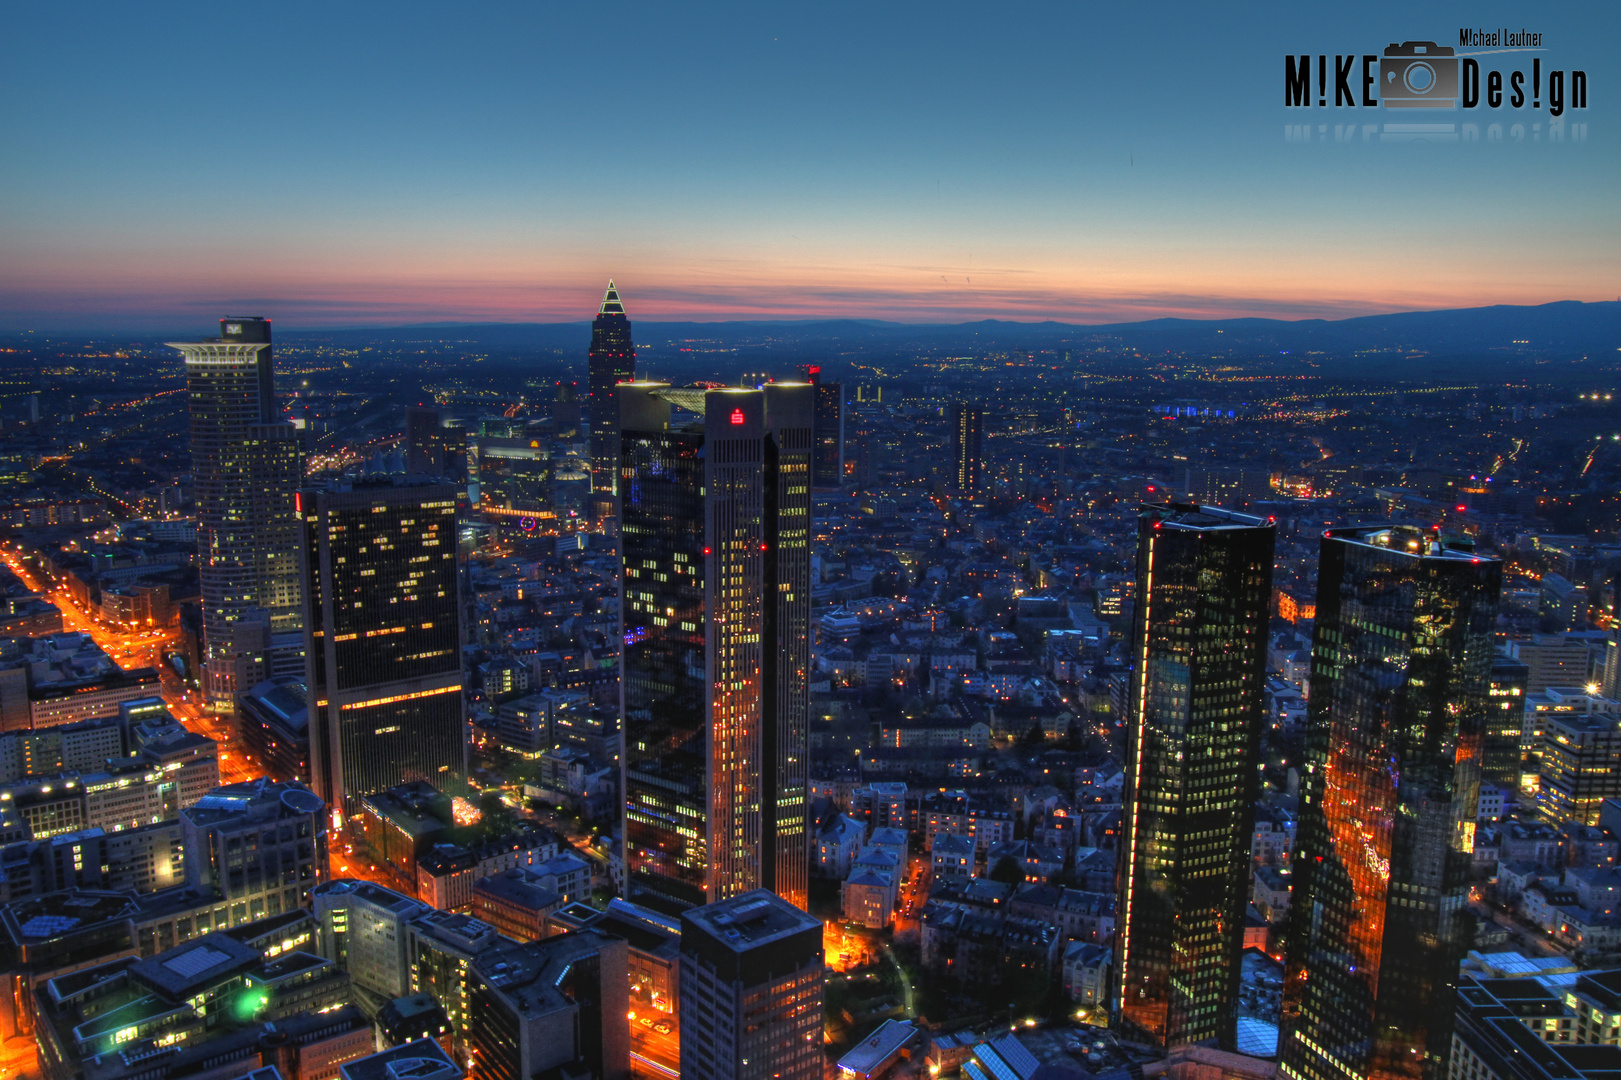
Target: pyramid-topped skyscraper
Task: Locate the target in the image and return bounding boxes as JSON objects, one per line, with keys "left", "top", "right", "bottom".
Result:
{"left": 588, "top": 280, "right": 636, "bottom": 521}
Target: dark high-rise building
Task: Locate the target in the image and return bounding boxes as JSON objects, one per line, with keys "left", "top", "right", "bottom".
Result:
{"left": 467, "top": 930, "right": 630, "bottom": 1080}
{"left": 170, "top": 318, "right": 303, "bottom": 710}
{"left": 298, "top": 479, "right": 465, "bottom": 818}
{"left": 800, "top": 365, "right": 844, "bottom": 488}
{"left": 553, "top": 380, "right": 582, "bottom": 440}
{"left": 405, "top": 406, "right": 445, "bottom": 476}
{"left": 679, "top": 890, "right": 823, "bottom": 1080}
{"left": 588, "top": 281, "right": 636, "bottom": 521}
{"left": 617, "top": 383, "right": 811, "bottom": 911}
{"left": 1485, "top": 656, "right": 1529, "bottom": 790}
{"left": 949, "top": 402, "right": 983, "bottom": 495}
{"left": 1279, "top": 526, "right": 1502, "bottom": 1080}
{"left": 1113, "top": 503, "right": 1275, "bottom": 1051}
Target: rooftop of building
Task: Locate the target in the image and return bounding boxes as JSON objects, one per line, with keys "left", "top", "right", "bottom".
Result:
{"left": 339, "top": 1038, "right": 463, "bottom": 1080}
{"left": 359, "top": 784, "right": 451, "bottom": 836}
{"left": 180, "top": 779, "right": 324, "bottom": 828}
{"left": 80, "top": 1003, "right": 370, "bottom": 1080}
{"left": 471, "top": 930, "right": 620, "bottom": 1019}
{"left": 1324, "top": 524, "right": 1496, "bottom": 562}
{"left": 2, "top": 888, "right": 141, "bottom": 946}
{"left": 126, "top": 932, "right": 262, "bottom": 999}
{"left": 314, "top": 879, "right": 429, "bottom": 917}
{"left": 594, "top": 898, "right": 680, "bottom": 957}
{"left": 240, "top": 678, "right": 309, "bottom": 732}
{"left": 682, "top": 889, "right": 821, "bottom": 953}
{"left": 1140, "top": 502, "right": 1271, "bottom": 532}
{"left": 472, "top": 867, "right": 563, "bottom": 913}
{"left": 1574, "top": 969, "right": 1621, "bottom": 1012}
{"left": 838, "top": 1019, "right": 921, "bottom": 1078}
{"left": 410, "top": 909, "right": 503, "bottom": 954}
{"left": 545, "top": 901, "right": 605, "bottom": 934}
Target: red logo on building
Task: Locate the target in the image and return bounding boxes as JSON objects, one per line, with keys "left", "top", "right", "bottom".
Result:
{"left": 730, "top": 408, "right": 745, "bottom": 425}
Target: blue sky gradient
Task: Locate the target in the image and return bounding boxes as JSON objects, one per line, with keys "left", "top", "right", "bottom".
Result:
{"left": 2, "top": 2, "right": 1616, "bottom": 330}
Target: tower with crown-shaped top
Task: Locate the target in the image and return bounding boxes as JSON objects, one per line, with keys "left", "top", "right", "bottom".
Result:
{"left": 588, "top": 280, "right": 636, "bottom": 522}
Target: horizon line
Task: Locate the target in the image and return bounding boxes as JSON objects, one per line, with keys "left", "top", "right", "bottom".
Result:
{"left": 1, "top": 297, "right": 1613, "bottom": 339}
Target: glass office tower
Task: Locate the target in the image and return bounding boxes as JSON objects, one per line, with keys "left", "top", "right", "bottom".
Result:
{"left": 800, "top": 365, "right": 844, "bottom": 488}
{"left": 1113, "top": 503, "right": 1275, "bottom": 1050}
{"left": 299, "top": 478, "right": 466, "bottom": 818}
{"left": 171, "top": 317, "right": 303, "bottom": 709}
{"left": 1279, "top": 526, "right": 1501, "bottom": 1080}
{"left": 618, "top": 382, "right": 812, "bottom": 911}
{"left": 588, "top": 281, "right": 636, "bottom": 522}
{"left": 1484, "top": 656, "right": 1529, "bottom": 791}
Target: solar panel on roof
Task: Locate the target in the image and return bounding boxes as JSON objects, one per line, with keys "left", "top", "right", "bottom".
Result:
{"left": 162, "top": 945, "right": 235, "bottom": 978}
{"left": 19, "top": 914, "right": 82, "bottom": 937}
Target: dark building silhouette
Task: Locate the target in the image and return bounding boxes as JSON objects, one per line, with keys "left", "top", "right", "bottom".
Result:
{"left": 1113, "top": 503, "right": 1275, "bottom": 1050}
{"left": 588, "top": 281, "right": 636, "bottom": 521}
{"left": 553, "top": 380, "right": 582, "bottom": 439}
{"left": 1279, "top": 526, "right": 1502, "bottom": 1080}
{"left": 467, "top": 930, "right": 629, "bottom": 1080}
{"left": 949, "top": 402, "right": 983, "bottom": 495}
{"left": 617, "top": 383, "right": 811, "bottom": 911}
{"left": 405, "top": 406, "right": 445, "bottom": 476}
{"left": 238, "top": 676, "right": 311, "bottom": 785}
{"left": 298, "top": 479, "right": 465, "bottom": 817}
{"left": 679, "top": 890, "right": 823, "bottom": 1080}
{"left": 800, "top": 365, "right": 844, "bottom": 488}
{"left": 170, "top": 318, "right": 303, "bottom": 709}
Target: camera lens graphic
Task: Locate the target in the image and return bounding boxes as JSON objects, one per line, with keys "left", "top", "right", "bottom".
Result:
{"left": 1403, "top": 61, "right": 1436, "bottom": 94}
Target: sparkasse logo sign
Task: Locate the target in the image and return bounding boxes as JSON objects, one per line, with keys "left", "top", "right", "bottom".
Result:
{"left": 1285, "top": 31, "right": 1587, "bottom": 114}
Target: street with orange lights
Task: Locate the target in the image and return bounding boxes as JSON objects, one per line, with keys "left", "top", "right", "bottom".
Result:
{"left": 1, "top": 548, "right": 258, "bottom": 785}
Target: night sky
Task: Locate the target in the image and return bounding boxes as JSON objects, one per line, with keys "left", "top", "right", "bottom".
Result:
{"left": 3, "top": 1, "right": 1616, "bottom": 331}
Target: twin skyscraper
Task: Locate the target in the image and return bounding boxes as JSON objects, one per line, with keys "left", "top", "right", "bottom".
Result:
{"left": 1115, "top": 504, "right": 1501, "bottom": 1080}
{"left": 591, "top": 283, "right": 815, "bottom": 911}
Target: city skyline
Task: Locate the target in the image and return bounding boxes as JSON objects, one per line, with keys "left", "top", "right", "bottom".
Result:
{"left": 1, "top": 3, "right": 1619, "bottom": 1077}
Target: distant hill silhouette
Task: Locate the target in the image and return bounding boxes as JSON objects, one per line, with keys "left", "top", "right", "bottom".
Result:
{"left": 279, "top": 301, "right": 1621, "bottom": 362}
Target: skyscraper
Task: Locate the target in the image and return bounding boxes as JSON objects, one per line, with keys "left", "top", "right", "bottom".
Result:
{"left": 170, "top": 318, "right": 303, "bottom": 710}
{"left": 1113, "top": 503, "right": 1275, "bottom": 1051}
{"left": 949, "top": 402, "right": 983, "bottom": 496}
{"left": 1279, "top": 526, "right": 1501, "bottom": 1080}
{"left": 588, "top": 281, "right": 636, "bottom": 522}
{"left": 298, "top": 478, "right": 465, "bottom": 818}
{"left": 617, "top": 382, "right": 811, "bottom": 911}
{"left": 1484, "top": 656, "right": 1529, "bottom": 791}
{"left": 553, "top": 380, "right": 582, "bottom": 440}
{"left": 405, "top": 406, "right": 445, "bottom": 477}
{"left": 679, "top": 890, "right": 823, "bottom": 1080}
{"left": 800, "top": 365, "right": 844, "bottom": 488}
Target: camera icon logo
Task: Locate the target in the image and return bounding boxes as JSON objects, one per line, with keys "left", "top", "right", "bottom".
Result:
{"left": 1381, "top": 41, "right": 1460, "bottom": 107}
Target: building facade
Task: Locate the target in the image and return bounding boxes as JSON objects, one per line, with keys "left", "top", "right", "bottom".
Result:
{"left": 1113, "top": 503, "right": 1275, "bottom": 1050}
{"left": 617, "top": 383, "right": 812, "bottom": 910}
{"left": 405, "top": 407, "right": 445, "bottom": 477}
{"left": 169, "top": 317, "right": 303, "bottom": 709}
{"left": 180, "top": 779, "right": 331, "bottom": 921}
{"left": 298, "top": 479, "right": 466, "bottom": 817}
{"left": 949, "top": 402, "right": 983, "bottom": 496}
{"left": 802, "top": 365, "right": 844, "bottom": 488}
{"left": 588, "top": 281, "right": 636, "bottom": 521}
{"left": 1280, "top": 526, "right": 1502, "bottom": 1080}
{"left": 679, "top": 890, "right": 823, "bottom": 1080}
{"left": 1485, "top": 656, "right": 1530, "bottom": 790}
